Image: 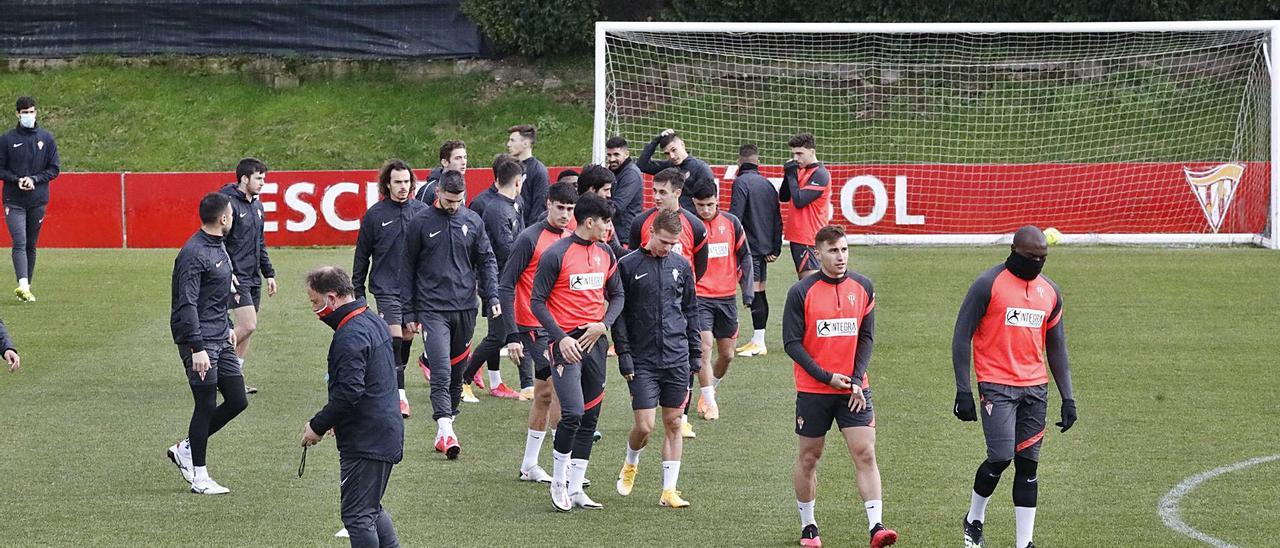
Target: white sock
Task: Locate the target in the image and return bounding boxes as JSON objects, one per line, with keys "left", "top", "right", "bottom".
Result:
{"left": 752, "top": 329, "right": 765, "bottom": 346}
{"left": 521, "top": 429, "right": 546, "bottom": 471}
{"left": 661, "top": 460, "right": 680, "bottom": 491}
{"left": 967, "top": 491, "right": 990, "bottom": 523}
{"left": 17, "top": 278, "right": 28, "bottom": 291}
{"left": 193, "top": 465, "right": 209, "bottom": 481}
{"left": 681, "top": 414, "right": 689, "bottom": 426}
{"left": 398, "top": 388, "right": 406, "bottom": 401}
{"left": 488, "top": 370, "right": 502, "bottom": 388}
{"left": 797, "top": 499, "right": 816, "bottom": 527}
{"left": 865, "top": 499, "right": 882, "bottom": 530}
{"left": 700, "top": 385, "right": 717, "bottom": 407}
{"left": 436, "top": 417, "right": 454, "bottom": 438}
{"left": 568, "top": 458, "right": 589, "bottom": 494}
{"left": 625, "top": 443, "right": 643, "bottom": 466}
{"left": 1015, "top": 506, "right": 1036, "bottom": 548}
{"left": 551, "top": 450, "right": 571, "bottom": 484}
{"left": 713, "top": 376, "right": 722, "bottom": 388}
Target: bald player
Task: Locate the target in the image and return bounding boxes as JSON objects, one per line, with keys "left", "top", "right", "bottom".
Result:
{"left": 952, "top": 225, "right": 1076, "bottom": 548}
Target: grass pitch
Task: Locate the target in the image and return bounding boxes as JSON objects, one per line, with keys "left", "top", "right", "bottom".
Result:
{"left": 0, "top": 246, "right": 1276, "bottom": 547}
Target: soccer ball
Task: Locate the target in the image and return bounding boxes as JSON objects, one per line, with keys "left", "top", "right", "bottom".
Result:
{"left": 1044, "top": 227, "right": 1063, "bottom": 246}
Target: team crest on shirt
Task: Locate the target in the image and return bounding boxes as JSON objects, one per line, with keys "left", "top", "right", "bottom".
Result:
{"left": 1003, "top": 307, "right": 1046, "bottom": 328}
{"left": 816, "top": 318, "right": 858, "bottom": 338}
{"left": 848, "top": 293, "right": 857, "bottom": 306}
{"left": 1036, "top": 286, "right": 1045, "bottom": 298}
{"left": 672, "top": 268, "right": 680, "bottom": 282}
{"left": 37, "top": 141, "right": 44, "bottom": 151}
{"left": 718, "top": 224, "right": 726, "bottom": 234}
{"left": 592, "top": 255, "right": 601, "bottom": 266}
{"left": 461, "top": 224, "right": 469, "bottom": 237}
{"left": 569, "top": 272, "right": 605, "bottom": 291}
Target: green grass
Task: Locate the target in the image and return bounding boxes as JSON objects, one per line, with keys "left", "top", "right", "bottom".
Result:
{"left": 0, "top": 63, "right": 594, "bottom": 172}
{"left": 0, "top": 246, "right": 1277, "bottom": 546}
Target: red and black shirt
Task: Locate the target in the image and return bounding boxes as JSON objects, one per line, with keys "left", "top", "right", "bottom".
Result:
{"left": 499, "top": 221, "right": 569, "bottom": 337}
{"left": 695, "top": 210, "right": 753, "bottom": 301}
{"left": 783, "top": 271, "right": 876, "bottom": 394}
{"left": 529, "top": 233, "right": 625, "bottom": 343}
{"left": 953, "top": 264, "right": 1073, "bottom": 399}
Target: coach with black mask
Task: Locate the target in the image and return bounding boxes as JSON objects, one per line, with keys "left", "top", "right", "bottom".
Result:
{"left": 301, "top": 266, "right": 403, "bottom": 548}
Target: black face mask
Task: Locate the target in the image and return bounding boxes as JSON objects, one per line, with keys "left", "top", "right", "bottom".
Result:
{"left": 1005, "top": 250, "right": 1045, "bottom": 281}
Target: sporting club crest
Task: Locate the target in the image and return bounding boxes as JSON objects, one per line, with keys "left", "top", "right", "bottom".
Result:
{"left": 1184, "top": 163, "right": 1245, "bottom": 233}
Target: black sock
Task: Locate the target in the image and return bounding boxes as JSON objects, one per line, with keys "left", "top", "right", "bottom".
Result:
{"left": 751, "top": 291, "right": 768, "bottom": 331}
{"left": 973, "top": 459, "right": 1011, "bottom": 498}
{"left": 1013, "top": 456, "right": 1038, "bottom": 507}
{"left": 393, "top": 337, "right": 406, "bottom": 390}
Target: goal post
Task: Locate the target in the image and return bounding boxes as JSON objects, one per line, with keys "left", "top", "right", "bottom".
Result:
{"left": 595, "top": 21, "right": 1280, "bottom": 248}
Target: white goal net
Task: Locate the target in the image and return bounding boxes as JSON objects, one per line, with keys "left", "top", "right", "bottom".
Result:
{"left": 595, "top": 22, "right": 1279, "bottom": 247}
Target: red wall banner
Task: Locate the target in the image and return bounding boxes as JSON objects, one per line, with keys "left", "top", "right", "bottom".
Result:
{"left": 0, "top": 173, "right": 123, "bottom": 248}
{"left": 9, "top": 162, "right": 1272, "bottom": 248}
{"left": 713, "top": 162, "right": 1270, "bottom": 235}
{"left": 124, "top": 169, "right": 519, "bottom": 248}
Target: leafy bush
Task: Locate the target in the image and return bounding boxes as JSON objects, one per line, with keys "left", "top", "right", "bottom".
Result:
{"left": 463, "top": 0, "right": 600, "bottom": 57}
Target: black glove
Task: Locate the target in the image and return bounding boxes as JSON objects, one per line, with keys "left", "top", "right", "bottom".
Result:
{"left": 1056, "top": 399, "right": 1077, "bottom": 432}
{"left": 954, "top": 391, "right": 977, "bottom": 421}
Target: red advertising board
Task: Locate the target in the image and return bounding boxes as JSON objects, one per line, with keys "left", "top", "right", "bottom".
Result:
{"left": 11, "top": 162, "right": 1273, "bottom": 248}
{"left": 709, "top": 162, "right": 1270, "bottom": 235}
{"left": 0, "top": 173, "right": 123, "bottom": 248}
{"left": 124, "top": 168, "right": 517, "bottom": 248}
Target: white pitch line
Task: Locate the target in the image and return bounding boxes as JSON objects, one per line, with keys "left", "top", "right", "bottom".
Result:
{"left": 1158, "top": 454, "right": 1280, "bottom": 547}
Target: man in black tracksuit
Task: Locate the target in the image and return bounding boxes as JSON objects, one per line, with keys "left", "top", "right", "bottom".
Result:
{"left": 353, "top": 160, "right": 429, "bottom": 418}
{"left": 638, "top": 129, "right": 716, "bottom": 215}
{"left": 166, "top": 192, "right": 248, "bottom": 495}
{"left": 604, "top": 136, "right": 644, "bottom": 247}
{"left": 302, "top": 266, "right": 403, "bottom": 548}
{"left": 463, "top": 156, "right": 526, "bottom": 399}
{"left": 612, "top": 209, "right": 701, "bottom": 505}
{"left": 0, "top": 96, "right": 60, "bottom": 302}
{"left": 220, "top": 158, "right": 277, "bottom": 393}
{"left": 506, "top": 125, "right": 549, "bottom": 226}
{"left": 400, "top": 170, "right": 498, "bottom": 459}
{"left": 414, "top": 140, "right": 468, "bottom": 205}
{"left": 467, "top": 162, "right": 525, "bottom": 220}
{"left": 728, "top": 144, "right": 782, "bottom": 357}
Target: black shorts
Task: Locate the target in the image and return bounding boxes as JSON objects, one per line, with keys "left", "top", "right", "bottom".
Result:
{"left": 751, "top": 254, "right": 768, "bottom": 284}
{"left": 518, "top": 328, "right": 552, "bottom": 381}
{"left": 628, "top": 366, "right": 690, "bottom": 410}
{"left": 789, "top": 243, "right": 820, "bottom": 274}
{"left": 372, "top": 293, "right": 403, "bottom": 326}
{"left": 696, "top": 296, "right": 739, "bottom": 339}
{"left": 978, "top": 382, "right": 1048, "bottom": 462}
{"left": 179, "top": 340, "right": 242, "bottom": 386}
{"left": 229, "top": 283, "right": 261, "bottom": 311}
{"left": 795, "top": 389, "right": 875, "bottom": 438}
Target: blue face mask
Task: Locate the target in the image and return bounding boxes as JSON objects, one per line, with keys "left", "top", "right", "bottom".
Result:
{"left": 18, "top": 113, "right": 35, "bottom": 129}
